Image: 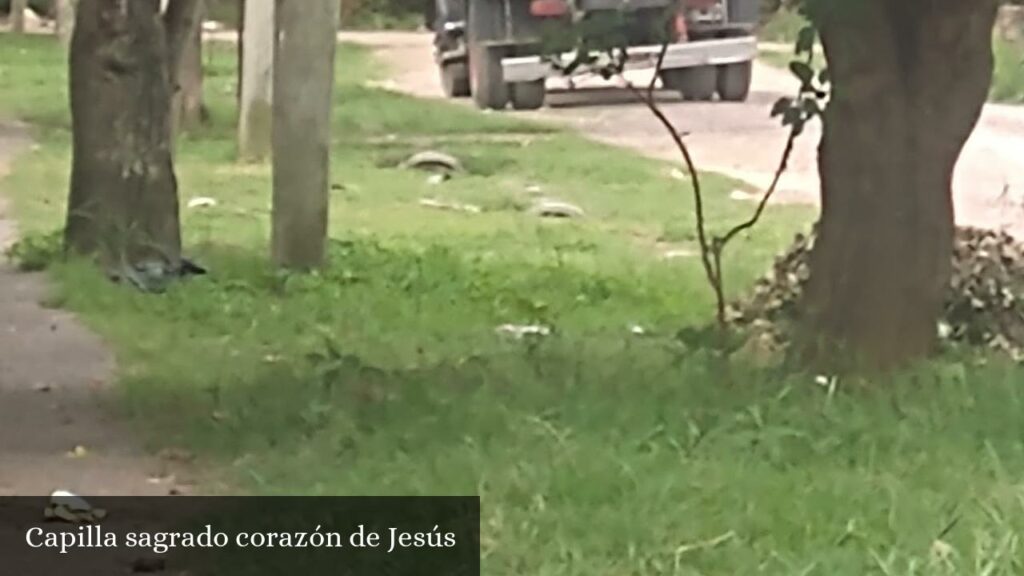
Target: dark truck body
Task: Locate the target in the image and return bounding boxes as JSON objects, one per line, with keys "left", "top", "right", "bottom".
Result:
{"left": 428, "top": 0, "right": 760, "bottom": 110}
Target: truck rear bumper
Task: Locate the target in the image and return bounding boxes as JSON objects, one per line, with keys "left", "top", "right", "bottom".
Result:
{"left": 501, "top": 36, "right": 757, "bottom": 83}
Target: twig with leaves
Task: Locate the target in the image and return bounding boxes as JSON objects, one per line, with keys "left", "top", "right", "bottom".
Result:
{"left": 609, "top": 25, "right": 828, "bottom": 327}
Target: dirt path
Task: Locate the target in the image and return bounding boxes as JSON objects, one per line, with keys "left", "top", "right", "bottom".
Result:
{"left": 0, "top": 122, "right": 179, "bottom": 496}
{"left": 340, "top": 31, "right": 1024, "bottom": 238}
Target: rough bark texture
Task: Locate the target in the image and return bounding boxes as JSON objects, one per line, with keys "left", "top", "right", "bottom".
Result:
{"left": 238, "top": 0, "right": 274, "bottom": 162}
{"left": 172, "top": 0, "right": 207, "bottom": 135}
{"left": 802, "top": 0, "right": 999, "bottom": 369}
{"left": 271, "top": 0, "right": 338, "bottom": 270}
{"left": 65, "top": 0, "right": 182, "bottom": 269}
{"left": 163, "top": 0, "right": 203, "bottom": 101}
{"left": 10, "top": 0, "right": 27, "bottom": 32}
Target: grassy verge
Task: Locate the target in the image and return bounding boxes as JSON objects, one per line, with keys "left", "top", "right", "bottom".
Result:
{"left": 4, "top": 34, "right": 1024, "bottom": 574}
{"left": 993, "top": 37, "right": 1024, "bottom": 104}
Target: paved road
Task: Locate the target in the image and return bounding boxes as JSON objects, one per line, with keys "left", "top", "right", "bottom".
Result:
{"left": 339, "top": 31, "right": 1024, "bottom": 237}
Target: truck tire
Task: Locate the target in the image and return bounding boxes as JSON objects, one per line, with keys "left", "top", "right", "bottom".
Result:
{"left": 510, "top": 80, "right": 545, "bottom": 110}
{"left": 717, "top": 62, "right": 753, "bottom": 102}
{"left": 661, "top": 66, "right": 718, "bottom": 101}
{"left": 469, "top": 44, "right": 509, "bottom": 110}
{"left": 467, "top": 0, "right": 509, "bottom": 110}
{"left": 440, "top": 62, "right": 471, "bottom": 98}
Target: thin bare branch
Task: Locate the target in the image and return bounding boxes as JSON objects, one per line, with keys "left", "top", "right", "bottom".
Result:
{"left": 718, "top": 129, "right": 797, "bottom": 248}
{"left": 619, "top": 37, "right": 808, "bottom": 328}
{"left": 623, "top": 77, "right": 724, "bottom": 322}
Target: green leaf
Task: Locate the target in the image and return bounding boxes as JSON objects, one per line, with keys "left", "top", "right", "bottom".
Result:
{"left": 795, "top": 26, "right": 817, "bottom": 55}
{"left": 801, "top": 98, "right": 822, "bottom": 117}
{"left": 789, "top": 61, "right": 814, "bottom": 87}
{"left": 771, "top": 97, "right": 793, "bottom": 118}
{"left": 782, "top": 107, "right": 802, "bottom": 127}
{"left": 818, "top": 67, "right": 830, "bottom": 85}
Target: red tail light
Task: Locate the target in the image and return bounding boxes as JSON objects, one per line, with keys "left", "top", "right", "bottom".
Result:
{"left": 530, "top": 0, "right": 569, "bottom": 17}
{"left": 673, "top": 13, "right": 688, "bottom": 41}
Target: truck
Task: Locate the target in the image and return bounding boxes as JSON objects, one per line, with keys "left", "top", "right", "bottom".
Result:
{"left": 426, "top": 0, "right": 760, "bottom": 111}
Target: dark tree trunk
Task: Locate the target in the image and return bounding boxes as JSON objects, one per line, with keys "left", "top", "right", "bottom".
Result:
{"left": 172, "top": 0, "right": 207, "bottom": 135}
{"left": 65, "top": 0, "right": 182, "bottom": 269}
{"left": 801, "top": 0, "right": 999, "bottom": 369}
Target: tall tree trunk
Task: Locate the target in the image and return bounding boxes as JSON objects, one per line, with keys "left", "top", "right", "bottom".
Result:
{"left": 66, "top": 0, "right": 182, "bottom": 269}
{"left": 238, "top": 0, "right": 274, "bottom": 162}
{"left": 172, "top": 0, "right": 207, "bottom": 135}
{"left": 237, "top": 0, "right": 245, "bottom": 106}
{"left": 271, "top": 0, "right": 338, "bottom": 270}
{"left": 163, "top": 0, "right": 204, "bottom": 139}
{"left": 10, "top": 0, "right": 27, "bottom": 32}
{"left": 55, "top": 0, "right": 76, "bottom": 46}
{"left": 801, "top": 0, "right": 998, "bottom": 369}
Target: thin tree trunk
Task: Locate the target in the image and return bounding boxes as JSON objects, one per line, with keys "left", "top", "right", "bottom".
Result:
{"left": 271, "top": 0, "right": 338, "bottom": 270}
{"left": 237, "top": 0, "right": 245, "bottom": 106}
{"left": 172, "top": 0, "right": 207, "bottom": 135}
{"left": 801, "top": 0, "right": 998, "bottom": 369}
{"left": 55, "top": 0, "right": 76, "bottom": 46}
{"left": 238, "top": 0, "right": 274, "bottom": 162}
{"left": 66, "top": 0, "right": 182, "bottom": 269}
{"left": 10, "top": 0, "right": 27, "bottom": 33}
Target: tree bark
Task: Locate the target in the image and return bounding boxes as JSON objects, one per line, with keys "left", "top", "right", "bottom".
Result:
{"left": 172, "top": 0, "right": 207, "bottom": 135}
{"left": 163, "top": 0, "right": 204, "bottom": 140}
{"left": 237, "top": 0, "right": 245, "bottom": 106}
{"left": 10, "top": 0, "right": 27, "bottom": 33}
{"left": 271, "top": 0, "right": 338, "bottom": 270}
{"left": 65, "top": 0, "right": 182, "bottom": 269}
{"left": 238, "top": 0, "right": 274, "bottom": 162}
{"left": 55, "top": 0, "right": 76, "bottom": 46}
{"left": 801, "top": 0, "right": 998, "bottom": 369}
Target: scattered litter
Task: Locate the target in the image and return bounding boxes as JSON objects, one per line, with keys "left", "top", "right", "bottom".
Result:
{"left": 66, "top": 445, "right": 88, "bottom": 459}
{"left": 32, "top": 382, "right": 52, "bottom": 393}
{"left": 629, "top": 324, "right": 647, "bottom": 336}
{"left": 426, "top": 173, "right": 449, "bottom": 186}
{"left": 670, "top": 168, "right": 687, "bottom": 181}
{"left": 187, "top": 197, "right": 217, "bottom": 209}
{"left": 201, "top": 20, "right": 226, "bottom": 33}
{"left": 661, "top": 248, "right": 697, "bottom": 260}
{"left": 419, "top": 198, "right": 482, "bottom": 214}
{"left": 46, "top": 491, "right": 107, "bottom": 523}
{"left": 729, "top": 190, "right": 759, "bottom": 202}
{"left": 730, "top": 227, "right": 1024, "bottom": 361}
{"left": 530, "top": 199, "right": 585, "bottom": 219}
{"left": 525, "top": 184, "right": 544, "bottom": 195}
{"left": 496, "top": 324, "right": 551, "bottom": 339}
{"left": 400, "top": 150, "right": 463, "bottom": 174}
{"left": 109, "top": 258, "right": 207, "bottom": 294}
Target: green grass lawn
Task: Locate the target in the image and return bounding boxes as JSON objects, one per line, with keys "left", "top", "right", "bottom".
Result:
{"left": 4, "top": 34, "right": 1024, "bottom": 575}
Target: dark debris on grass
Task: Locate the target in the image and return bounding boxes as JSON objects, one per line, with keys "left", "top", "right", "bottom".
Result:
{"left": 729, "top": 227, "right": 1024, "bottom": 362}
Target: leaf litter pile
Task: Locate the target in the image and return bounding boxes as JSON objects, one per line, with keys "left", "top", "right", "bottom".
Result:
{"left": 729, "top": 227, "right": 1024, "bottom": 361}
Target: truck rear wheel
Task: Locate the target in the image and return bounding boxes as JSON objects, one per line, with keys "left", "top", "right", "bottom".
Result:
{"left": 717, "top": 62, "right": 753, "bottom": 102}
{"left": 440, "top": 62, "right": 471, "bottom": 98}
{"left": 469, "top": 44, "right": 509, "bottom": 110}
{"left": 467, "top": 0, "right": 509, "bottom": 110}
{"left": 661, "top": 66, "right": 717, "bottom": 101}
{"left": 510, "top": 80, "right": 545, "bottom": 110}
